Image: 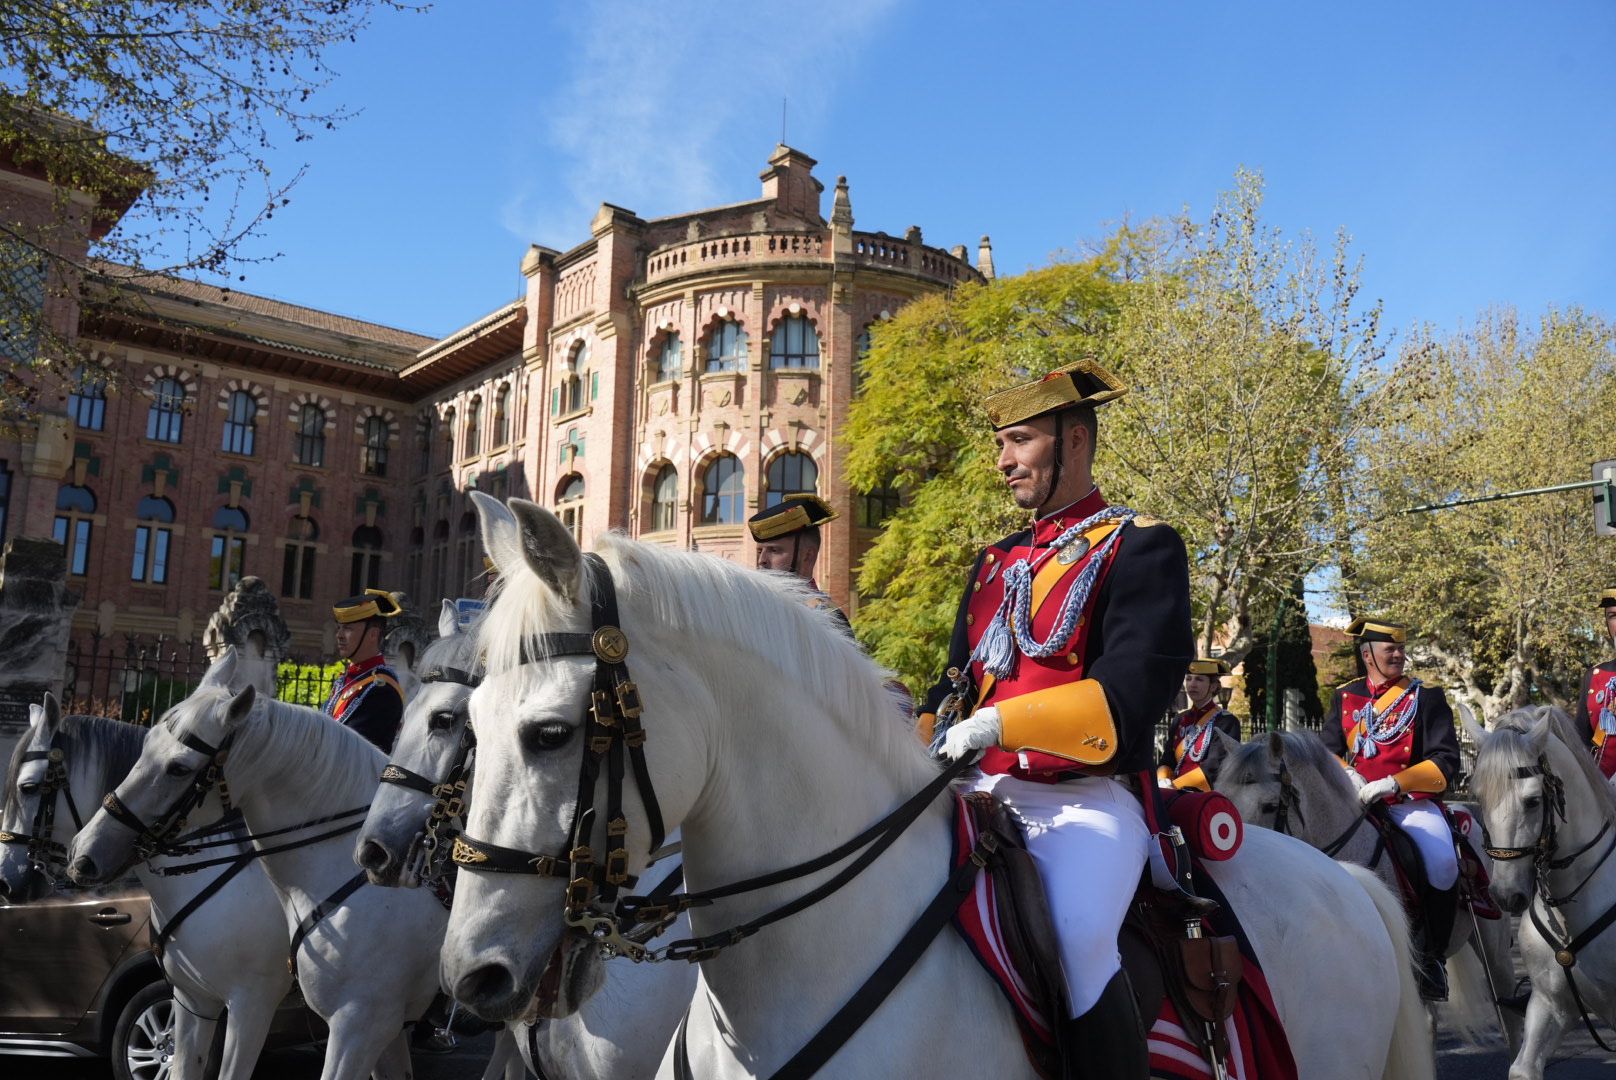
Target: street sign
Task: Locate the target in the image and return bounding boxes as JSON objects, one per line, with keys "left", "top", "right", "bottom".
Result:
{"left": 1596, "top": 460, "right": 1616, "bottom": 537}
{"left": 453, "top": 598, "right": 486, "bottom": 630}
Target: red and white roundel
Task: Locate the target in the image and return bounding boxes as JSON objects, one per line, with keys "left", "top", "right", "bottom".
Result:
{"left": 1208, "top": 810, "right": 1241, "bottom": 854}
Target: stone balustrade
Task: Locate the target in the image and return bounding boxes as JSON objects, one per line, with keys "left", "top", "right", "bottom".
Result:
{"left": 642, "top": 229, "right": 977, "bottom": 288}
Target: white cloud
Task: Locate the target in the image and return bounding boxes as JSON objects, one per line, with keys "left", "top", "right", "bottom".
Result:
{"left": 500, "top": 0, "right": 903, "bottom": 246}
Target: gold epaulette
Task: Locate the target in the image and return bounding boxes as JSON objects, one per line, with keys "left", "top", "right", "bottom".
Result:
{"left": 1131, "top": 515, "right": 1166, "bottom": 528}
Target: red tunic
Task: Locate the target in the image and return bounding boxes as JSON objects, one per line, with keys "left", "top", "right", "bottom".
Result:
{"left": 1581, "top": 665, "right": 1616, "bottom": 778}
{"left": 1326, "top": 676, "right": 1460, "bottom": 804}
{"left": 1163, "top": 704, "right": 1242, "bottom": 780}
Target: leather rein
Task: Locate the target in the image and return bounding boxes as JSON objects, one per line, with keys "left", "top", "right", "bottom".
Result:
{"left": 1259, "top": 751, "right": 1368, "bottom": 861}
{"left": 376, "top": 664, "right": 481, "bottom": 884}
{"left": 0, "top": 733, "right": 84, "bottom": 877}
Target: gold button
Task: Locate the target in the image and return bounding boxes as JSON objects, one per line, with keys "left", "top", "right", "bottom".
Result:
{"left": 1067, "top": 653, "right": 1078, "bottom": 665}
{"left": 966, "top": 614, "right": 975, "bottom": 626}
{"left": 985, "top": 552, "right": 996, "bottom": 564}
{"left": 972, "top": 581, "right": 981, "bottom": 592}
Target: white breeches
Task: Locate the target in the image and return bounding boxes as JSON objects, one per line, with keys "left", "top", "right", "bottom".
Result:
{"left": 1388, "top": 801, "right": 1459, "bottom": 890}
{"left": 971, "top": 772, "right": 1149, "bottom": 1017}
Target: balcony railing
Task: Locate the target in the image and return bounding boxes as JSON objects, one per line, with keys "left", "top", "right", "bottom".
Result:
{"left": 642, "top": 230, "right": 977, "bottom": 288}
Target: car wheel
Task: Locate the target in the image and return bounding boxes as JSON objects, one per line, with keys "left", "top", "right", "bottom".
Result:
{"left": 112, "top": 980, "right": 176, "bottom": 1080}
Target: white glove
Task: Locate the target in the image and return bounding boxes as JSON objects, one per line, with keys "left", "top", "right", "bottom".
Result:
{"left": 1344, "top": 767, "right": 1367, "bottom": 792}
{"left": 941, "top": 706, "right": 1002, "bottom": 761}
{"left": 1157, "top": 777, "right": 1176, "bottom": 790}
{"left": 1358, "top": 776, "right": 1401, "bottom": 805}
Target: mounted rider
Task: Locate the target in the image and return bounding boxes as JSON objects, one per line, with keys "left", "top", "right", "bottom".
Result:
{"left": 920, "top": 359, "right": 1193, "bottom": 1080}
{"left": 1159, "top": 658, "right": 1242, "bottom": 792}
{"left": 1324, "top": 616, "right": 1461, "bottom": 1000}
{"left": 1575, "top": 588, "right": 1616, "bottom": 779}
{"left": 326, "top": 589, "right": 407, "bottom": 754}
{"left": 748, "top": 493, "right": 850, "bottom": 630}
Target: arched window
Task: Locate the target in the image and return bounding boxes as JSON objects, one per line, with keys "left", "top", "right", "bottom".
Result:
{"left": 209, "top": 506, "right": 249, "bottom": 590}
{"left": 53, "top": 484, "right": 96, "bottom": 575}
{"left": 764, "top": 452, "right": 818, "bottom": 509}
{"left": 705, "top": 321, "right": 747, "bottom": 373}
{"left": 418, "top": 415, "right": 434, "bottom": 474}
{"left": 463, "top": 397, "right": 481, "bottom": 458}
{"left": 146, "top": 376, "right": 186, "bottom": 443}
{"left": 854, "top": 327, "right": 873, "bottom": 392}
{"left": 649, "top": 465, "right": 678, "bottom": 533}
{"left": 859, "top": 476, "right": 901, "bottom": 528}
{"left": 131, "top": 495, "right": 175, "bottom": 584}
{"left": 560, "top": 342, "right": 591, "bottom": 414}
{"left": 406, "top": 525, "right": 424, "bottom": 597}
{"left": 492, "top": 385, "right": 510, "bottom": 446}
{"left": 294, "top": 404, "right": 326, "bottom": 467}
{"left": 221, "top": 390, "right": 257, "bottom": 455}
{"left": 350, "top": 524, "right": 384, "bottom": 594}
{"left": 700, "top": 455, "right": 744, "bottom": 525}
{"left": 68, "top": 365, "right": 107, "bottom": 430}
{"left": 769, "top": 315, "right": 820, "bottom": 370}
{"left": 362, "top": 415, "right": 389, "bottom": 476}
{"left": 280, "top": 515, "right": 318, "bottom": 600}
{"left": 557, "top": 473, "right": 585, "bottom": 544}
{"left": 441, "top": 407, "right": 456, "bottom": 463}
{"left": 655, "top": 335, "right": 682, "bottom": 382}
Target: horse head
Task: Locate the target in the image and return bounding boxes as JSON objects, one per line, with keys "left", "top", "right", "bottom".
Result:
{"left": 1, "top": 697, "right": 66, "bottom": 902}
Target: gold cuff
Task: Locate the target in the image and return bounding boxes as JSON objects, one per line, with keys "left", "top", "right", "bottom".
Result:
{"left": 1390, "top": 758, "right": 1448, "bottom": 796}
{"left": 1172, "top": 767, "right": 1210, "bottom": 792}
{"left": 997, "top": 679, "right": 1118, "bottom": 766}
{"left": 916, "top": 712, "right": 937, "bottom": 746}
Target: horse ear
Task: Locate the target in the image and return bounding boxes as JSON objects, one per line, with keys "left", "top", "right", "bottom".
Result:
{"left": 1266, "top": 728, "right": 1285, "bottom": 761}
{"left": 222, "top": 684, "right": 256, "bottom": 728}
{"left": 438, "top": 599, "right": 459, "bottom": 639}
{"left": 1213, "top": 728, "right": 1241, "bottom": 755}
{"left": 472, "top": 491, "right": 523, "bottom": 581}
{"left": 1525, "top": 713, "right": 1550, "bottom": 751}
{"left": 202, "top": 647, "right": 239, "bottom": 689}
{"left": 42, "top": 693, "right": 60, "bottom": 733}
{"left": 507, "top": 498, "right": 585, "bottom": 605}
{"left": 1455, "top": 701, "right": 1486, "bottom": 745}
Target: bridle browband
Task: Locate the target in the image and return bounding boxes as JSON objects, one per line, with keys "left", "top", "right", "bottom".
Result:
{"left": 452, "top": 553, "right": 667, "bottom": 950}
{"left": 0, "top": 733, "right": 85, "bottom": 876}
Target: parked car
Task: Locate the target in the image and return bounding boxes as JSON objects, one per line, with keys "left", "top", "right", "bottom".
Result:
{"left": 0, "top": 884, "right": 316, "bottom": 1080}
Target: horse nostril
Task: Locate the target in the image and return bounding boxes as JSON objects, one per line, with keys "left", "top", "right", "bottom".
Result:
{"left": 357, "top": 840, "right": 392, "bottom": 873}
{"left": 69, "top": 855, "right": 96, "bottom": 882}
{"left": 454, "top": 963, "right": 516, "bottom": 1007}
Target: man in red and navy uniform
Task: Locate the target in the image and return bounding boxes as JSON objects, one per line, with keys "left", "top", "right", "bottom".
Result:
{"left": 1324, "top": 617, "right": 1460, "bottom": 1001}
{"left": 325, "top": 589, "right": 407, "bottom": 754}
{"left": 748, "top": 493, "right": 851, "bottom": 631}
{"left": 920, "top": 359, "right": 1192, "bottom": 1080}
{"left": 1575, "top": 589, "right": 1616, "bottom": 779}
{"left": 1158, "top": 658, "right": 1242, "bottom": 792}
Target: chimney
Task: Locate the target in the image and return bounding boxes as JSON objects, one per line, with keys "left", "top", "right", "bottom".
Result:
{"left": 759, "top": 144, "right": 825, "bottom": 223}
{"left": 977, "top": 235, "right": 996, "bottom": 280}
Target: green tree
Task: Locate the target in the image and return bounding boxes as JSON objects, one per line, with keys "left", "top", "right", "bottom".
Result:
{"left": 1348, "top": 308, "right": 1616, "bottom": 715}
{"left": 1241, "top": 576, "right": 1324, "bottom": 729}
{"left": 0, "top": 0, "right": 417, "bottom": 411}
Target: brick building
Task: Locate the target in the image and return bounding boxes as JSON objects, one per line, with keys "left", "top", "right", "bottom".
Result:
{"left": 0, "top": 145, "right": 990, "bottom": 655}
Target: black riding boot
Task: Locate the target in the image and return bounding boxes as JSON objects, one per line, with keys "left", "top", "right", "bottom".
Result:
{"left": 1060, "top": 970, "right": 1149, "bottom": 1080}
{"left": 1413, "top": 884, "right": 1458, "bottom": 1002}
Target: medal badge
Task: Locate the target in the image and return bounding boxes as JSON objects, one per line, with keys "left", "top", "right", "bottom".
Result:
{"left": 1057, "top": 536, "right": 1091, "bottom": 565}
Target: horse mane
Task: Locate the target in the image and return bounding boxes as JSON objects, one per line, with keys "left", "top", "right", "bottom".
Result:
{"left": 171, "top": 686, "right": 384, "bottom": 811}
{"left": 478, "top": 533, "right": 933, "bottom": 787}
{"left": 5, "top": 713, "right": 149, "bottom": 821}
{"left": 1219, "top": 728, "right": 1358, "bottom": 803}
{"left": 1475, "top": 704, "right": 1616, "bottom": 813}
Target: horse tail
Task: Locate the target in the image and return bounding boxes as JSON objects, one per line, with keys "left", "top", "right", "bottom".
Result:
{"left": 1340, "top": 863, "right": 1436, "bottom": 1080}
{"left": 1438, "top": 935, "right": 1498, "bottom": 1051}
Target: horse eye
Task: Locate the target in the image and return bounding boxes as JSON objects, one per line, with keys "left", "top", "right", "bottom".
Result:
{"left": 166, "top": 762, "right": 194, "bottom": 778}
{"left": 429, "top": 710, "right": 457, "bottom": 732}
{"left": 18, "top": 782, "right": 39, "bottom": 796}
{"left": 522, "top": 721, "right": 574, "bottom": 753}
{"left": 1522, "top": 796, "right": 1541, "bottom": 811}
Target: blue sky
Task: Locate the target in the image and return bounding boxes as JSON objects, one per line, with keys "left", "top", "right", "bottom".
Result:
{"left": 202, "top": 1, "right": 1616, "bottom": 342}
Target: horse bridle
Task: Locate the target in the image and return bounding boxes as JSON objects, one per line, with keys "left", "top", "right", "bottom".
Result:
{"left": 99, "top": 730, "right": 235, "bottom": 863}
{"left": 0, "top": 732, "right": 84, "bottom": 876}
{"left": 1483, "top": 755, "right": 1615, "bottom": 906}
{"left": 378, "top": 665, "right": 482, "bottom": 879}
{"left": 451, "top": 553, "right": 668, "bottom": 954}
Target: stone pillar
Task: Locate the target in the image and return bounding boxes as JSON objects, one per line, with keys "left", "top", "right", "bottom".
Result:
{"left": 201, "top": 575, "right": 292, "bottom": 663}
{"left": 381, "top": 593, "right": 437, "bottom": 673}
{"left": 0, "top": 537, "right": 81, "bottom": 753}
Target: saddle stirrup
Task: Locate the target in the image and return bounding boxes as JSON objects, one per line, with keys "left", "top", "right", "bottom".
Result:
{"left": 1060, "top": 969, "right": 1148, "bottom": 1080}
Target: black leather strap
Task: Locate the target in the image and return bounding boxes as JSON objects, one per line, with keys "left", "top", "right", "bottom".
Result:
{"left": 450, "top": 833, "right": 573, "bottom": 878}
{"left": 378, "top": 763, "right": 439, "bottom": 796}
{"left": 289, "top": 871, "right": 369, "bottom": 967}
{"left": 154, "top": 852, "right": 255, "bottom": 959}
{"left": 1529, "top": 896, "right": 1616, "bottom": 1052}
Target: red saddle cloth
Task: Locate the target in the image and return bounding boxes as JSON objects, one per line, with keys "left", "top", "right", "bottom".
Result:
{"left": 950, "top": 791, "right": 1298, "bottom": 1080}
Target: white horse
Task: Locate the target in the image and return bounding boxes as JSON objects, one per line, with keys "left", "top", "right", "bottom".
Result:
{"left": 67, "top": 670, "right": 450, "bottom": 1080}
{"left": 356, "top": 600, "right": 699, "bottom": 1078}
{"left": 441, "top": 494, "right": 1434, "bottom": 1080}
{"left": 1471, "top": 705, "right": 1616, "bottom": 1079}
{"left": 1214, "top": 727, "right": 1521, "bottom": 1049}
{"left": 0, "top": 675, "right": 291, "bottom": 1080}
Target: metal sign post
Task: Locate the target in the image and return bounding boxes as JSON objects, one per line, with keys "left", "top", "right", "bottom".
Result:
{"left": 1402, "top": 460, "right": 1616, "bottom": 530}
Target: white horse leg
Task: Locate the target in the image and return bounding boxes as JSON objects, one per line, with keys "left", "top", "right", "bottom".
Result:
{"left": 215, "top": 989, "right": 280, "bottom": 1080}
{"left": 166, "top": 990, "right": 218, "bottom": 1080}
{"left": 479, "top": 1025, "right": 520, "bottom": 1080}
{"left": 1509, "top": 984, "right": 1571, "bottom": 1080}
{"left": 316, "top": 1006, "right": 407, "bottom": 1080}
{"left": 367, "top": 1027, "right": 412, "bottom": 1080}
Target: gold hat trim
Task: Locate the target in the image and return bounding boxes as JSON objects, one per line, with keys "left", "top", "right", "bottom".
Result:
{"left": 1187, "top": 658, "right": 1230, "bottom": 676}
{"left": 748, "top": 494, "right": 837, "bottom": 542}
{"left": 333, "top": 588, "right": 405, "bottom": 624}
{"left": 1600, "top": 588, "right": 1616, "bottom": 609}
{"left": 984, "top": 358, "right": 1128, "bottom": 430}
{"left": 1346, "top": 617, "right": 1407, "bottom": 644}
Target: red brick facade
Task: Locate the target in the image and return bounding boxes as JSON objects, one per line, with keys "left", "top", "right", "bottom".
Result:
{"left": 0, "top": 146, "right": 988, "bottom": 653}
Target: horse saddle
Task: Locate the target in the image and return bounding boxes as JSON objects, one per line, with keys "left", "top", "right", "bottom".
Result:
{"left": 1366, "top": 802, "right": 1499, "bottom": 922}
{"left": 951, "top": 791, "right": 1247, "bottom": 1079}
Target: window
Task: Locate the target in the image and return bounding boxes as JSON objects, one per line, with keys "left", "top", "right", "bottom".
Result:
{"left": 418, "top": 415, "right": 433, "bottom": 474}
{"left": 492, "top": 385, "right": 510, "bottom": 446}
{"left": 769, "top": 315, "right": 820, "bottom": 370}
{"left": 68, "top": 366, "right": 107, "bottom": 430}
{"left": 860, "top": 476, "right": 901, "bottom": 528}
{"left": 280, "top": 515, "right": 318, "bottom": 600}
{"left": 463, "top": 397, "right": 481, "bottom": 458}
{"left": 0, "top": 246, "right": 45, "bottom": 363}
{"left": 294, "top": 404, "right": 326, "bottom": 467}
{"left": 854, "top": 328, "right": 873, "bottom": 392}
{"left": 406, "top": 526, "right": 424, "bottom": 596}
{"left": 442, "top": 408, "right": 456, "bottom": 464}
{"left": 561, "top": 342, "right": 591, "bottom": 414}
{"left": 362, "top": 416, "right": 389, "bottom": 476}
{"left": 456, "top": 512, "right": 479, "bottom": 593}
{"left": 350, "top": 524, "right": 384, "bottom": 595}
{"left": 0, "top": 462, "right": 10, "bottom": 545}
{"left": 705, "top": 321, "right": 747, "bottom": 373}
{"left": 649, "top": 465, "right": 677, "bottom": 532}
{"left": 557, "top": 474, "right": 585, "bottom": 544}
{"left": 700, "top": 455, "right": 744, "bottom": 525}
{"left": 130, "top": 496, "right": 174, "bottom": 584}
{"left": 53, "top": 484, "right": 95, "bottom": 575}
{"left": 209, "top": 506, "right": 249, "bottom": 590}
{"left": 146, "top": 377, "right": 186, "bottom": 443}
{"left": 221, "top": 390, "right": 257, "bottom": 455}
{"left": 431, "top": 520, "right": 450, "bottom": 599}
{"left": 655, "top": 335, "right": 682, "bottom": 382}
{"left": 764, "top": 452, "right": 817, "bottom": 509}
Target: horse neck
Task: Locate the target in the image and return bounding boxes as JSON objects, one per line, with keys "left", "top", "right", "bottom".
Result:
{"left": 1288, "top": 756, "right": 1365, "bottom": 852}
{"left": 1542, "top": 742, "right": 1616, "bottom": 903}
{"left": 223, "top": 699, "right": 378, "bottom": 833}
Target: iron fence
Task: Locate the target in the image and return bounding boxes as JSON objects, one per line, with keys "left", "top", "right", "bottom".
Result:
{"left": 62, "top": 632, "right": 337, "bottom": 725}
